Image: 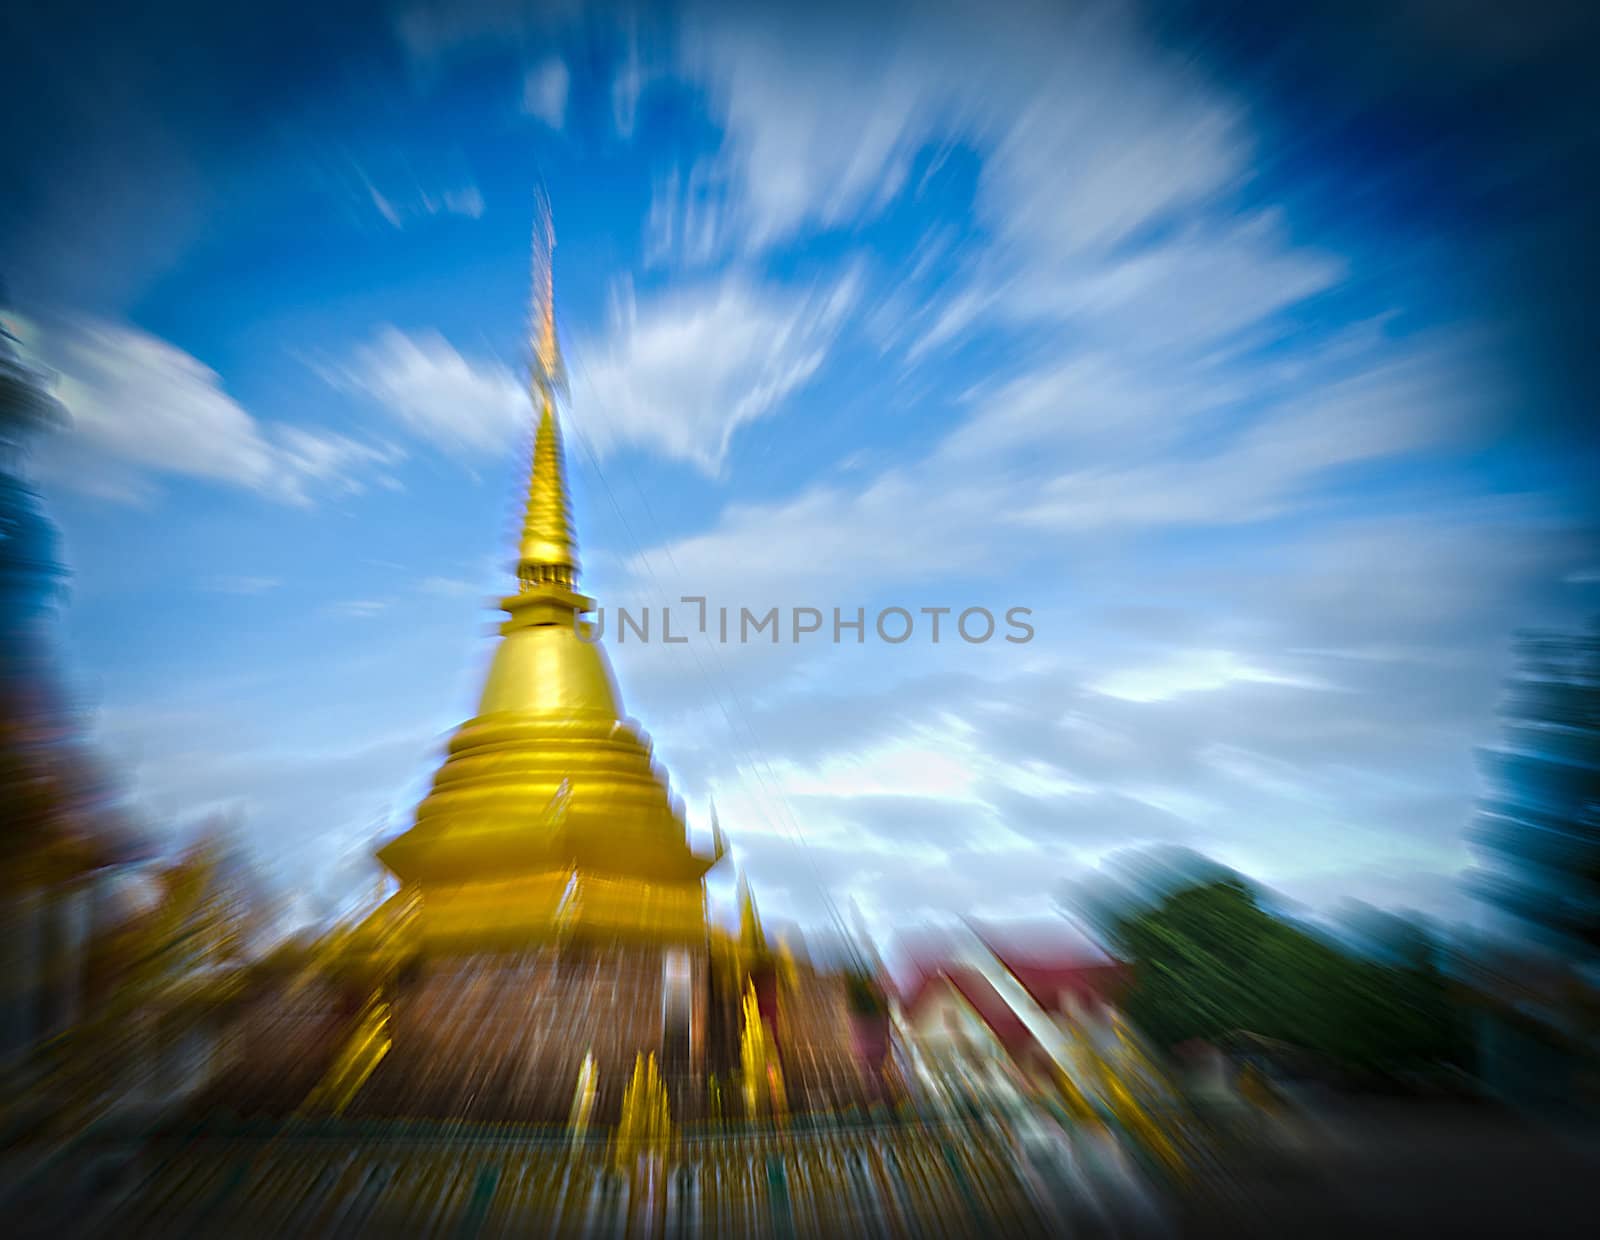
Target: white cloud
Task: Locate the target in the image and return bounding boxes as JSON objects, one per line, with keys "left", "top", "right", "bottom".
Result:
{"left": 644, "top": 162, "right": 730, "bottom": 267}
{"left": 973, "top": 37, "right": 1247, "bottom": 262}
{"left": 592, "top": 309, "right": 1544, "bottom": 930}
{"left": 1002, "top": 214, "right": 1344, "bottom": 357}
{"left": 612, "top": 27, "right": 654, "bottom": 138}
{"left": 664, "top": 1, "right": 1250, "bottom": 264}
{"left": 327, "top": 327, "right": 525, "bottom": 457}
{"left": 1091, "top": 650, "right": 1325, "bottom": 703}
{"left": 571, "top": 270, "right": 859, "bottom": 474}
{"left": 1015, "top": 332, "right": 1499, "bottom": 533}
{"left": 24, "top": 317, "right": 397, "bottom": 506}
{"left": 349, "top": 164, "right": 486, "bottom": 231}
{"left": 443, "top": 185, "right": 486, "bottom": 218}
{"left": 522, "top": 57, "right": 570, "bottom": 128}
{"left": 368, "top": 183, "right": 404, "bottom": 229}
{"left": 780, "top": 734, "right": 988, "bottom": 803}
{"left": 332, "top": 270, "right": 855, "bottom": 475}
{"left": 621, "top": 320, "right": 1489, "bottom": 617}
{"left": 671, "top": 5, "right": 946, "bottom": 253}
{"left": 935, "top": 351, "right": 1239, "bottom": 466}
{"left": 658, "top": 503, "right": 1579, "bottom": 926}
{"left": 622, "top": 469, "right": 991, "bottom": 611}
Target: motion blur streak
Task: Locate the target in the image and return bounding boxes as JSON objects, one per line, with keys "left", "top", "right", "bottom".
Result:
{"left": 2, "top": 1, "right": 1598, "bottom": 1236}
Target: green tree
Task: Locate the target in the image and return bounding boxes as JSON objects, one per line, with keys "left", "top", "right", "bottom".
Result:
{"left": 1110, "top": 878, "right": 1466, "bottom": 1074}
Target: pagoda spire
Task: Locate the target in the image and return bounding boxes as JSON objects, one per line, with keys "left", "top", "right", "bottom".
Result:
{"left": 517, "top": 199, "right": 578, "bottom": 594}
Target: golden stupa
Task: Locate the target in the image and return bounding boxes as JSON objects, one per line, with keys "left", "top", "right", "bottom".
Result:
{"left": 377, "top": 211, "right": 724, "bottom": 952}
{"left": 3, "top": 210, "right": 1072, "bottom": 1240}
{"left": 60, "top": 211, "right": 893, "bottom": 1142}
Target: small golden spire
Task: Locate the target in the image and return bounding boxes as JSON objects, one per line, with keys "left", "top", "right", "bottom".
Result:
{"left": 615, "top": 1050, "right": 671, "bottom": 1165}
{"left": 518, "top": 197, "right": 578, "bottom": 593}
{"left": 568, "top": 1049, "right": 597, "bottom": 1140}
{"left": 738, "top": 869, "right": 767, "bottom": 956}
{"left": 739, "top": 978, "right": 784, "bottom": 1119}
{"left": 709, "top": 796, "right": 728, "bottom": 863}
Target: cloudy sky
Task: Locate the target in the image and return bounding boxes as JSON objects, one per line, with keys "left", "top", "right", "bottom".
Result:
{"left": 6, "top": 0, "right": 1597, "bottom": 939}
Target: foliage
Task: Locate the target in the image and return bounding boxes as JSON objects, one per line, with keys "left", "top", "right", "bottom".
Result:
{"left": 1110, "top": 878, "right": 1468, "bottom": 1074}
{"left": 844, "top": 969, "right": 887, "bottom": 1018}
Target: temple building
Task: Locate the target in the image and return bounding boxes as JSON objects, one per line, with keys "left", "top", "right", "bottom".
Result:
{"left": 313, "top": 369, "right": 730, "bottom": 1123}
{"left": 895, "top": 921, "right": 1194, "bottom": 1180}
{"left": 178, "top": 220, "right": 890, "bottom": 1133}
{"left": 1, "top": 226, "right": 1182, "bottom": 1235}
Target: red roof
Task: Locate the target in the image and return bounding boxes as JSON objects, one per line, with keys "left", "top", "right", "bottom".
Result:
{"left": 968, "top": 918, "right": 1126, "bottom": 1012}
{"left": 895, "top": 918, "right": 1128, "bottom": 1058}
{"left": 903, "top": 966, "right": 1039, "bottom": 1058}
{"left": 943, "top": 968, "right": 1036, "bottom": 1055}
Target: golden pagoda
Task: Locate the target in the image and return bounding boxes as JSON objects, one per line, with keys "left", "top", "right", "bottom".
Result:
{"left": 376, "top": 213, "right": 724, "bottom": 951}
{"left": 232, "top": 208, "right": 733, "bottom": 1128}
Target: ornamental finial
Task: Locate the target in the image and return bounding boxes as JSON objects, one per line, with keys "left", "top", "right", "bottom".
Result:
{"left": 517, "top": 196, "right": 578, "bottom": 592}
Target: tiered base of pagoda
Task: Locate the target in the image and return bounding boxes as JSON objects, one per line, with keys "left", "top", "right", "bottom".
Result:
{"left": 344, "top": 944, "right": 708, "bottom": 1125}
{"left": 179, "top": 944, "right": 895, "bottom": 1128}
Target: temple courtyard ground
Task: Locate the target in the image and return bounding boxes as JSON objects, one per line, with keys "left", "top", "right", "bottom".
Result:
{"left": 1177, "top": 1097, "right": 1600, "bottom": 1238}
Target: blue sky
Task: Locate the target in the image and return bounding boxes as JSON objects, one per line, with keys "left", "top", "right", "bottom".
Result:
{"left": 6, "top": 0, "right": 1597, "bottom": 939}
